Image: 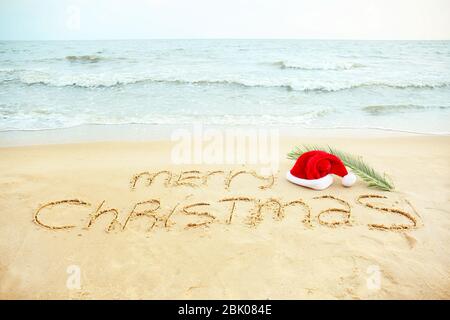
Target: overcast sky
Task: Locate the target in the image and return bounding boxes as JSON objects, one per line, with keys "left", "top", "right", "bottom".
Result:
{"left": 1, "top": 0, "right": 449, "bottom": 40}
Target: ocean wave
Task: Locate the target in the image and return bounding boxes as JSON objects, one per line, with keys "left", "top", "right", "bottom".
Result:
{"left": 272, "top": 60, "right": 365, "bottom": 71}
{"left": 362, "top": 104, "right": 449, "bottom": 115}
{"left": 20, "top": 78, "right": 450, "bottom": 92}
{"left": 168, "top": 79, "right": 295, "bottom": 91}
{"left": 303, "top": 82, "right": 450, "bottom": 93}
{"left": 15, "top": 73, "right": 296, "bottom": 91}
{"left": 65, "top": 55, "right": 104, "bottom": 63}
{"left": 3, "top": 70, "right": 450, "bottom": 93}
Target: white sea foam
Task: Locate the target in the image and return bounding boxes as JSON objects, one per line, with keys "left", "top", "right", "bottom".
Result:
{"left": 8, "top": 69, "right": 450, "bottom": 93}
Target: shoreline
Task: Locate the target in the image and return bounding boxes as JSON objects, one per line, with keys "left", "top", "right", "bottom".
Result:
{"left": 1, "top": 123, "right": 448, "bottom": 147}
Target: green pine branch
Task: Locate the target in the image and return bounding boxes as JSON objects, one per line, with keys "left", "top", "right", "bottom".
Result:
{"left": 287, "top": 145, "right": 395, "bottom": 192}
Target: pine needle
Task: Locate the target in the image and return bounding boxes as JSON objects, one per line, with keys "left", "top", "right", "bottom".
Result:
{"left": 287, "top": 145, "right": 395, "bottom": 191}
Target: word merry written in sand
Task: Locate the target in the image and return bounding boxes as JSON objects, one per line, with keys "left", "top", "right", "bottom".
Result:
{"left": 33, "top": 170, "right": 421, "bottom": 233}
{"left": 129, "top": 169, "right": 275, "bottom": 190}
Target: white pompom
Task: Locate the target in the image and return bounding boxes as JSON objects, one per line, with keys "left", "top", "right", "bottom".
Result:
{"left": 342, "top": 172, "right": 356, "bottom": 187}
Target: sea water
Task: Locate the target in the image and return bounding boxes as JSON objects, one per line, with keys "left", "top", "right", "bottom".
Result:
{"left": 0, "top": 40, "right": 449, "bottom": 133}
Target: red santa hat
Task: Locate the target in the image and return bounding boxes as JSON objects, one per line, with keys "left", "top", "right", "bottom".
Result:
{"left": 286, "top": 150, "right": 356, "bottom": 190}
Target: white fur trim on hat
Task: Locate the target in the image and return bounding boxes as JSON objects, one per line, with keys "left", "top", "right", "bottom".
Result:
{"left": 286, "top": 172, "right": 334, "bottom": 190}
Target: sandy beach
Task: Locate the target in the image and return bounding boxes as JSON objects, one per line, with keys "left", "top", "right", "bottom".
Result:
{"left": 0, "top": 134, "right": 449, "bottom": 299}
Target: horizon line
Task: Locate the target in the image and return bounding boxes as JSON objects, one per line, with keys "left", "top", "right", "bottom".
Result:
{"left": 1, "top": 37, "right": 450, "bottom": 42}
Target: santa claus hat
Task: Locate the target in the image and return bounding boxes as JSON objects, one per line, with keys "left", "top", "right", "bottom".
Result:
{"left": 286, "top": 150, "right": 356, "bottom": 190}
